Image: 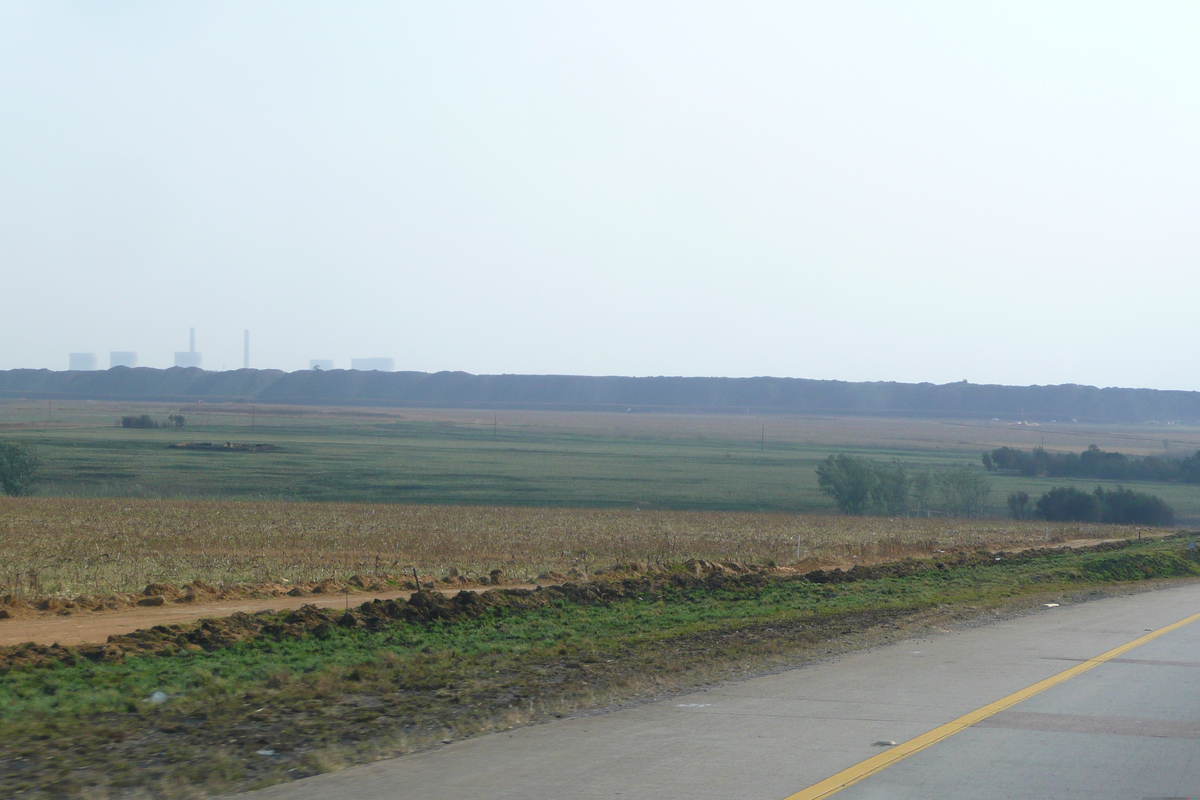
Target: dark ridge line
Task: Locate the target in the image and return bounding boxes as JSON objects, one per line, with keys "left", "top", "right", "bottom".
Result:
{"left": 1, "top": 367, "right": 1198, "bottom": 424}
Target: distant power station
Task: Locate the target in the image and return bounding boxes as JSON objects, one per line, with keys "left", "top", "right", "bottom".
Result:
{"left": 174, "top": 328, "right": 202, "bottom": 368}
{"left": 69, "top": 353, "right": 97, "bottom": 371}
{"left": 351, "top": 358, "right": 394, "bottom": 371}
{"left": 61, "top": 329, "right": 392, "bottom": 372}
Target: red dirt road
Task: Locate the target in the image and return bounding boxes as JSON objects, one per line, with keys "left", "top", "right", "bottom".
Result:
{"left": 0, "top": 591, "right": 415, "bottom": 648}
{"left": 0, "top": 584, "right": 552, "bottom": 647}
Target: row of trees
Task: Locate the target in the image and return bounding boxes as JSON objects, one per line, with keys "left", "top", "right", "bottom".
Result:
{"left": 816, "top": 454, "right": 991, "bottom": 518}
{"left": 984, "top": 445, "right": 1200, "bottom": 484}
{"left": 1008, "top": 486, "right": 1175, "bottom": 526}
{"left": 0, "top": 441, "right": 39, "bottom": 496}
{"left": 818, "top": 453, "right": 1175, "bottom": 526}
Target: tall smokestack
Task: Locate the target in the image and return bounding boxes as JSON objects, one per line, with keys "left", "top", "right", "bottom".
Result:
{"left": 190, "top": 327, "right": 196, "bottom": 353}
{"left": 244, "top": 330, "right": 250, "bottom": 370}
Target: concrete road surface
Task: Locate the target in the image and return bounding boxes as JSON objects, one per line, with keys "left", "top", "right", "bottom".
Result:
{"left": 232, "top": 583, "right": 1200, "bottom": 800}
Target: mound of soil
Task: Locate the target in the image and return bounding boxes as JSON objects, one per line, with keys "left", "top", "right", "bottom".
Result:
{"left": 0, "top": 574, "right": 408, "bottom": 621}
{"left": 0, "top": 541, "right": 1146, "bottom": 675}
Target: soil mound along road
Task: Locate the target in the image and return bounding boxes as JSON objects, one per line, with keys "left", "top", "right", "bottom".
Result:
{"left": 0, "top": 543, "right": 1144, "bottom": 669}
{"left": 0, "top": 539, "right": 1141, "bottom": 651}
{"left": 0, "top": 571, "right": 511, "bottom": 648}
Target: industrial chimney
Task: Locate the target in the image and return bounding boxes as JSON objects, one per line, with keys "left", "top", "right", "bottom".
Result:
{"left": 174, "top": 328, "right": 202, "bottom": 368}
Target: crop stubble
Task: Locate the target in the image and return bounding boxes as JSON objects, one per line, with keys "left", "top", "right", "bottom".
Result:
{"left": 0, "top": 497, "right": 1142, "bottom": 599}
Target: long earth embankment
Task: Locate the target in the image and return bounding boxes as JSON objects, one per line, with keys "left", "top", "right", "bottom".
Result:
{"left": 2, "top": 368, "right": 1199, "bottom": 422}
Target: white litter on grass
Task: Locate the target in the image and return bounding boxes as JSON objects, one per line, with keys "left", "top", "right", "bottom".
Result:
{"left": 256, "top": 749, "right": 276, "bottom": 756}
{"left": 1043, "top": 603, "right": 1060, "bottom": 608}
{"left": 677, "top": 703, "right": 711, "bottom": 708}
{"left": 872, "top": 740, "right": 897, "bottom": 747}
{"left": 146, "top": 691, "right": 168, "bottom": 704}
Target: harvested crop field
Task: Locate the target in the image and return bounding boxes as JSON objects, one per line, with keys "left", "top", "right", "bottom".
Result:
{"left": 0, "top": 497, "right": 1158, "bottom": 600}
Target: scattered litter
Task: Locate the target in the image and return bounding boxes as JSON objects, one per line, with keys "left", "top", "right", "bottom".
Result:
{"left": 677, "top": 703, "right": 711, "bottom": 708}
{"left": 1042, "top": 603, "right": 1059, "bottom": 608}
{"left": 146, "top": 691, "right": 168, "bottom": 704}
{"left": 872, "top": 740, "right": 897, "bottom": 747}
{"left": 994, "top": 557, "right": 1002, "bottom": 561}
{"left": 255, "top": 749, "right": 276, "bottom": 756}
{"left": 909, "top": 651, "right": 924, "bottom": 656}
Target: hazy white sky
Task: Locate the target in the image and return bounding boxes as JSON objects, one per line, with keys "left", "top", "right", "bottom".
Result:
{"left": 2, "top": 2, "right": 1198, "bottom": 388}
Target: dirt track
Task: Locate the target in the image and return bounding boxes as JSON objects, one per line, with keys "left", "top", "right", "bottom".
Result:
{"left": 0, "top": 536, "right": 1146, "bottom": 649}
{"left": 0, "top": 589, "right": 484, "bottom": 647}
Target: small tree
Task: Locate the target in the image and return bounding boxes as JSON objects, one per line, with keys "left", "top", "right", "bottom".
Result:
{"left": 870, "top": 460, "right": 910, "bottom": 515}
{"left": 0, "top": 441, "right": 40, "bottom": 496}
{"left": 816, "top": 454, "right": 877, "bottom": 515}
{"left": 1006, "top": 491, "right": 1031, "bottom": 520}
{"left": 936, "top": 466, "right": 992, "bottom": 519}
{"left": 909, "top": 469, "right": 934, "bottom": 517}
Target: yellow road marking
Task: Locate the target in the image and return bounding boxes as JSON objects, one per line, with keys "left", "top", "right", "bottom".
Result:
{"left": 782, "top": 609, "right": 1200, "bottom": 800}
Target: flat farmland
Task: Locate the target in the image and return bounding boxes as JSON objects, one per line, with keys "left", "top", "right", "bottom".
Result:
{"left": 2, "top": 400, "right": 1199, "bottom": 518}
{"left": 0, "top": 497, "right": 1157, "bottom": 599}
{"left": 0, "top": 399, "right": 1195, "bottom": 799}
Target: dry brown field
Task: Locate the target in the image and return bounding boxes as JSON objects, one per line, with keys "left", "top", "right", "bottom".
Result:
{"left": 0, "top": 497, "right": 1157, "bottom": 599}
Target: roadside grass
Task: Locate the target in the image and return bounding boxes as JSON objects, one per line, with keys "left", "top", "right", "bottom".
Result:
{"left": 1, "top": 536, "right": 1198, "bottom": 798}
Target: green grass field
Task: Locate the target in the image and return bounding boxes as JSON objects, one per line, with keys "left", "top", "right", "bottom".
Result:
{"left": 2, "top": 400, "right": 1199, "bottom": 520}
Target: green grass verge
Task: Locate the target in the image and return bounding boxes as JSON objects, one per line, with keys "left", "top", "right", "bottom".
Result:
{"left": 2, "top": 536, "right": 1199, "bottom": 798}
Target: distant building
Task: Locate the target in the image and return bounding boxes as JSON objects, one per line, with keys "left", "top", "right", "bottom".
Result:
{"left": 175, "top": 327, "right": 202, "bottom": 368}
{"left": 110, "top": 351, "right": 137, "bottom": 368}
{"left": 309, "top": 359, "right": 335, "bottom": 370}
{"left": 350, "top": 358, "right": 394, "bottom": 371}
{"left": 69, "top": 353, "right": 97, "bottom": 371}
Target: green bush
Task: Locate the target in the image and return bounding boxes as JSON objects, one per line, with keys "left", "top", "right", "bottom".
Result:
{"left": 1035, "top": 485, "right": 1174, "bottom": 526}
{"left": 0, "top": 441, "right": 40, "bottom": 496}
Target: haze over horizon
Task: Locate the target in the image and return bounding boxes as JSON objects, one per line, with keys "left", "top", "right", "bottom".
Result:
{"left": 3, "top": 3, "right": 1198, "bottom": 391}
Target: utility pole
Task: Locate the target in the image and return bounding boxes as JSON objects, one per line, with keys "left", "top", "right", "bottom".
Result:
{"left": 761, "top": 424, "right": 765, "bottom": 452}
{"left": 493, "top": 414, "right": 498, "bottom": 441}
